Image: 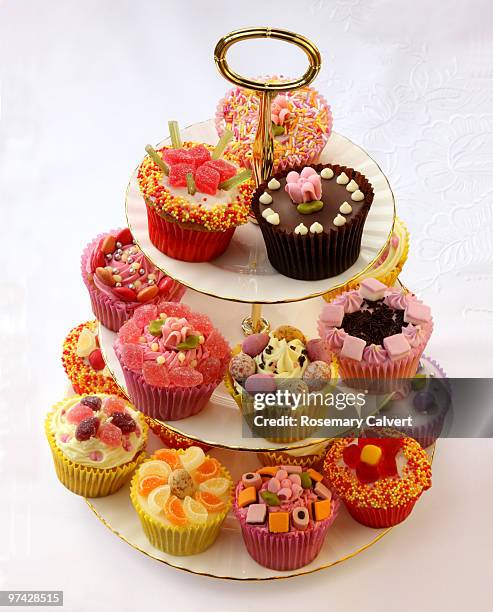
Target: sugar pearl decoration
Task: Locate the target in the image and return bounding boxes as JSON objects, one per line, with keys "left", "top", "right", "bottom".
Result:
{"left": 294, "top": 223, "right": 308, "bottom": 235}
{"left": 333, "top": 214, "right": 347, "bottom": 226}
{"left": 351, "top": 190, "right": 365, "bottom": 201}
{"left": 267, "top": 178, "right": 281, "bottom": 190}
{"left": 339, "top": 201, "right": 353, "bottom": 214}
{"left": 346, "top": 179, "right": 359, "bottom": 192}
{"left": 320, "top": 167, "right": 334, "bottom": 179}
{"left": 261, "top": 207, "right": 274, "bottom": 219}
{"left": 199, "top": 335, "right": 205, "bottom": 344}
{"left": 310, "top": 222, "right": 324, "bottom": 234}
{"left": 259, "top": 192, "right": 273, "bottom": 205}
{"left": 156, "top": 356, "right": 165, "bottom": 364}
{"left": 178, "top": 352, "right": 186, "bottom": 363}
{"left": 151, "top": 342, "right": 159, "bottom": 351}
{"left": 336, "top": 172, "right": 349, "bottom": 185}
{"left": 266, "top": 212, "right": 280, "bottom": 225}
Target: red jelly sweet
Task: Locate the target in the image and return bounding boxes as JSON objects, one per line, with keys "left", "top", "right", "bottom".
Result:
{"left": 196, "top": 357, "right": 221, "bottom": 383}
{"left": 162, "top": 148, "right": 194, "bottom": 167}
{"left": 133, "top": 304, "right": 158, "bottom": 328}
{"left": 121, "top": 344, "right": 144, "bottom": 372}
{"left": 169, "top": 366, "right": 203, "bottom": 388}
{"left": 205, "top": 330, "right": 229, "bottom": 359}
{"left": 187, "top": 145, "right": 211, "bottom": 168}
{"left": 97, "top": 422, "right": 122, "bottom": 447}
{"left": 169, "top": 163, "right": 195, "bottom": 188}
{"left": 194, "top": 165, "right": 220, "bottom": 196}
{"left": 118, "top": 319, "right": 141, "bottom": 345}
{"left": 204, "top": 159, "right": 236, "bottom": 182}
{"left": 142, "top": 361, "right": 170, "bottom": 388}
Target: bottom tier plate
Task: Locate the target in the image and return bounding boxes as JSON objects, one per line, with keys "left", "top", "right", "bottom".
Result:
{"left": 86, "top": 431, "right": 434, "bottom": 580}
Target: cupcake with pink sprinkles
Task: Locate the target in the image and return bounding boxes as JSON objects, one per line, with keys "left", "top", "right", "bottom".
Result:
{"left": 215, "top": 77, "right": 332, "bottom": 172}
{"left": 114, "top": 302, "right": 231, "bottom": 421}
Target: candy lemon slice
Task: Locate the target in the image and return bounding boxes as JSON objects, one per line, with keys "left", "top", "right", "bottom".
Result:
{"left": 147, "top": 484, "right": 171, "bottom": 515}
{"left": 180, "top": 446, "right": 205, "bottom": 472}
{"left": 198, "top": 477, "right": 230, "bottom": 497}
{"left": 138, "top": 460, "right": 171, "bottom": 481}
{"left": 183, "top": 496, "right": 208, "bottom": 524}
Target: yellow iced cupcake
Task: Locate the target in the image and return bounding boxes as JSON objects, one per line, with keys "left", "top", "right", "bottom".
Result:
{"left": 323, "top": 216, "right": 409, "bottom": 301}
{"left": 46, "top": 394, "right": 147, "bottom": 497}
{"left": 130, "top": 447, "right": 232, "bottom": 556}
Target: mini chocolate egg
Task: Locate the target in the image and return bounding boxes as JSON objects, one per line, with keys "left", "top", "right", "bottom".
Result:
{"left": 306, "top": 338, "right": 331, "bottom": 363}
{"left": 302, "top": 360, "right": 333, "bottom": 391}
{"left": 169, "top": 469, "right": 195, "bottom": 499}
{"left": 413, "top": 391, "right": 437, "bottom": 414}
{"left": 272, "top": 325, "right": 306, "bottom": 344}
{"left": 244, "top": 373, "right": 277, "bottom": 395}
{"left": 292, "top": 506, "right": 309, "bottom": 530}
{"left": 242, "top": 332, "right": 269, "bottom": 357}
{"left": 229, "top": 353, "right": 256, "bottom": 383}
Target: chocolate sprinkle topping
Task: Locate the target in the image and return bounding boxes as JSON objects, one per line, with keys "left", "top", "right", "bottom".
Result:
{"left": 340, "top": 299, "right": 408, "bottom": 347}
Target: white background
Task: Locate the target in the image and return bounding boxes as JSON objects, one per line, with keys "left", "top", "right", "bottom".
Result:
{"left": 1, "top": 0, "right": 492, "bottom": 610}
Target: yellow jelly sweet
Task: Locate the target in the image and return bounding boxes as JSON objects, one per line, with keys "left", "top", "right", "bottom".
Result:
{"left": 360, "top": 444, "right": 382, "bottom": 466}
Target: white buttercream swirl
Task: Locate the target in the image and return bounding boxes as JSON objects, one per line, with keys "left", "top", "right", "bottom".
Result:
{"left": 255, "top": 336, "right": 307, "bottom": 378}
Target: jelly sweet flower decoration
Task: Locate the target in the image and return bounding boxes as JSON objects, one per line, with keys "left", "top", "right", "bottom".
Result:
{"left": 342, "top": 438, "right": 404, "bottom": 484}
{"left": 284, "top": 167, "right": 322, "bottom": 204}
{"left": 271, "top": 95, "right": 291, "bottom": 126}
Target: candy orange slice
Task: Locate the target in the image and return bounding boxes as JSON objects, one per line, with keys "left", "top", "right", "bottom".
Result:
{"left": 138, "top": 475, "right": 167, "bottom": 497}
{"left": 195, "top": 491, "right": 226, "bottom": 513}
{"left": 152, "top": 448, "right": 181, "bottom": 470}
{"left": 194, "top": 458, "right": 220, "bottom": 483}
{"left": 164, "top": 495, "right": 188, "bottom": 526}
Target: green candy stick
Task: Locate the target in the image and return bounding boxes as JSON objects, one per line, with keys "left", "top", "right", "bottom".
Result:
{"left": 168, "top": 120, "right": 182, "bottom": 148}
{"left": 186, "top": 172, "right": 196, "bottom": 196}
{"left": 219, "top": 169, "right": 252, "bottom": 191}
{"left": 145, "top": 144, "right": 169, "bottom": 176}
{"left": 212, "top": 129, "right": 233, "bottom": 160}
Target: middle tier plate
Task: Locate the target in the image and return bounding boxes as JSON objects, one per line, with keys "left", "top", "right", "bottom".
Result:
{"left": 126, "top": 120, "right": 395, "bottom": 304}
{"left": 99, "top": 289, "right": 333, "bottom": 452}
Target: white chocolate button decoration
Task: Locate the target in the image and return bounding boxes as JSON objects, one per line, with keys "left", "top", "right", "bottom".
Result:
{"left": 261, "top": 207, "right": 274, "bottom": 219}
{"left": 320, "top": 167, "right": 334, "bottom": 180}
{"left": 351, "top": 190, "right": 365, "bottom": 202}
{"left": 336, "top": 172, "right": 349, "bottom": 185}
{"left": 309, "top": 222, "right": 324, "bottom": 234}
{"left": 333, "top": 214, "right": 347, "bottom": 226}
{"left": 339, "top": 201, "right": 353, "bottom": 214}
{"left": 267, "top": 178, "right": 281, "bottom": 190}
{"left": 294, "top": 223, "right": 308, "bottom": 235}
{"left": 259, "top": 192, "right": 273, "bottom": 205}
{"left": 266, "top": 213, "right": 280, "bottom": 225}
{"left": 346, "top": 179, "right": 358, "bottom": 193}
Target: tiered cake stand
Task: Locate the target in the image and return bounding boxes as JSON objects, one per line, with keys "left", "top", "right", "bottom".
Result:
{"left": 86, "top": 28, "right": 413, "bottom": 579}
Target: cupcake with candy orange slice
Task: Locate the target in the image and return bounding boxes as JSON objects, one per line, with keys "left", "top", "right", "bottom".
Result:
{"left": 324, "top": 435, "right": 432, "bottom": 528}
{"left": 138, "top": 121, "right": 253, "bottom": 262}
{"left": 81, "top": 227, "right": 185, "bottom": 331}
{"left": 130, "top": 446, "right": 233, "bottom": 555}
{"left": 62, "top": 320, "right": 125, "bottom": 397}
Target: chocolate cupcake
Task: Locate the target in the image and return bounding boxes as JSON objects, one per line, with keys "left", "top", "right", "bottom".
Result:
{"left": 251, "top": 164, "right": 374, "bottom": 280}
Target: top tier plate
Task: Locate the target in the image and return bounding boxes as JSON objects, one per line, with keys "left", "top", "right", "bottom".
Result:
{"left": 126, "top": 120, "right": 395, "bottom": 304}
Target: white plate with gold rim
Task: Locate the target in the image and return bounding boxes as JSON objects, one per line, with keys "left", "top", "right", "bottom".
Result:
{"left": 125, "top": 120, "right": 395, "bottom": 304}
{"left": 86, "top": 431, "right": 410, "bottom": 580}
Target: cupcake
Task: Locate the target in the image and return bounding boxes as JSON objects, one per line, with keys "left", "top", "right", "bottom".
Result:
{"left": 46, "top": 394, "right": 147, "bottom": 497}
{"left": 145, "top": 416, "right": 210, "bottom": 452}
{"left": 233, "top": 465, "right": 340, "bottom": 570}
{"left": 62, "top": 320, "right": 125, "bottom": 397}
{"left": 114, "top": 301, "right": 231, "bottom": 421}
{"left": 138, "top": 122, "right": 253, "bottom": 262}
{"left": 318, "top": 279, "right": 433, "bottom": 383}
{"left": 257, "top": 440, "right": 331, "bottom": 472}
{"left": 130, "top": 446, "right": 232, "bottom": 555}
{"left": 215, "top": 80, "right": 332, "bottom": 172}
{"left": 251, "top": 164, "right": 374, "bottom": 280}
{"left": 81, "top": 228, "right": 185, "bottom": 331}
{"left": 225, "top": 326, "right": 337, "bottom": 442}
{"left": 323, "top": 217, "right": 410, "bottom": 301}
{"left": 324, "top": 436, "right": 432, "bottom": 528}
{"left": 377, "top": 357, "right": 451, "bottom": 448}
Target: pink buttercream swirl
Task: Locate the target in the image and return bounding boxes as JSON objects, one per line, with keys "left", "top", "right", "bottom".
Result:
{"left": 271, "top": 95, "right": 291, "bottom": 126}
{"left": 362, "top": 344, "right": 388, "bottom": 364}
{"left": 321, "top": 327, "right": 348, "bottom": 350}
{"left": 284, "top": 167, "right": 322, "bottom": 204}
{"left": 402, "top": 323, "right": 427, "bottom": 348}
{"left": 142, "top": 316, "right": 209, "bottom": 368}
{"left": 383, "top": 289, "right": 411, "bottom": 310}
{"left": 332, "top": 290, "right": 364, "bottom": 314}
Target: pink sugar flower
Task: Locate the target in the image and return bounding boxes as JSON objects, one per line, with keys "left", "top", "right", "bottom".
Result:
{"left": 285, "top": 166, "right": 322, "bottom": 204}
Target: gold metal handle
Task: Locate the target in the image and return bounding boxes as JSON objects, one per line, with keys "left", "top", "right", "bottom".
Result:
{"left": 214, "top": 27, "right": 322, "bottom": 186}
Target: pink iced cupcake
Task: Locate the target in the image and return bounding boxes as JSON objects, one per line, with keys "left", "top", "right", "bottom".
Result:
{"left": 318, "top": 279, "right": 433, "bottom": 383}
{"left": 215, "top": 79, "right": 332, "bottom": 172}
{"left": 81, "top": 228, "right": 185, "bottom": 331}
{"left": 114, "top": 302, "right": 231, "bottom": 421}
{"left": 233, "top": 466, "right": 339, "bottom": 571}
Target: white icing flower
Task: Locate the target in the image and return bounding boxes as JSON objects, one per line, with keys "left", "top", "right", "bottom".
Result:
{"left": 351, "top": 190, "right": 365, "bottom": 201}
{"left": 346, "top": 179, "right": 358, "bottom": 192}
{"left": 259, "top": 192, "right": 273, "bottom": 205}
{"left": 339, "top": 201, "right": 353, "bottom": 214}
{"left": 336, "top": 172, "right": 349, "bottom": 185}
{"left": 321, "top": 167, "right": 334, "bottom": 180}
{"left": 267, "top": 178, "right": 281, "bottom": 190}
{"left": 294, "top": 223, "right": 308, "bottom": 235}
{"left": 333, "top": 214, "right": 347, "bottom": 226}
{"left": 310, "top": 222, "right": 324, "bottom": 233}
